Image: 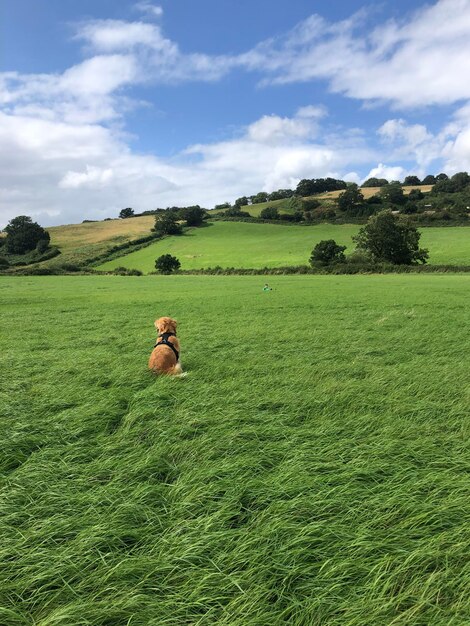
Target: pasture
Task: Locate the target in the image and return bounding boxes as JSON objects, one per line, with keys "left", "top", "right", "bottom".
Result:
{"left": 96, "top": 221, "right": 470, "bottom": 272}
{"left": 47, "top": 216, "right": 155, "bottom": 266}
{"left": 1, "top": 274, "right": 469, "bottom": 625}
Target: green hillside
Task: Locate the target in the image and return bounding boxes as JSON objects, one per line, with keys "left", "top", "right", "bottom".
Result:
{"left": 96, "top": 221, "right": 470, "bottom": 273}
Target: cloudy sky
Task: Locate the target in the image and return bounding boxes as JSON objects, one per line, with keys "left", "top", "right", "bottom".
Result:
{"left": 2, "top": 0, "right": 470, "bottom": 226}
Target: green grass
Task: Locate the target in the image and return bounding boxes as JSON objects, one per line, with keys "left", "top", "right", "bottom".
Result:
{"left": 96, "top": 221, "right": 470, "bottom": 272}
{"left": 1, "top": 274, "right": 470, "bottom": 625}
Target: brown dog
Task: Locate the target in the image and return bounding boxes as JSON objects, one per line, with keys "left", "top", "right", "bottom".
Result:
{"left": 148, "top": 317, "right": 183, "bottom": 375}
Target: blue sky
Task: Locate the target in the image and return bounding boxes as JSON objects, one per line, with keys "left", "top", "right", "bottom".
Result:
{"left": 2, "top": 0, "right": 470, "bottom": 226}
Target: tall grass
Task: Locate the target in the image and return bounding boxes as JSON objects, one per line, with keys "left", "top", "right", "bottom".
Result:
{"left": 1, "top": 275, "right": 469, "bottom": 625}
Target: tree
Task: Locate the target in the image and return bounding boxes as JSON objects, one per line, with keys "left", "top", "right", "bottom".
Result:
{"left": 251, "top": 192, "right": 269, "bottom": 204}
{"left": 310, "top": 240, "right": 346, "bottom": 266}
{"left": 119, "top": 207, "right": 134, "bottom": 219}
{"left": 379, "top": 181, "right": 406, "bottom": 205}
{"left": 436, "top": 173, "right": 449, "bottom": 181}
{"left": 407, "top": 189, "right": 424, "bottom": 202}
{"left": 260, "top": 206, "right": 279, "bottom": 219}
{"left": 362, "top": 177, "right": 389, "bottom": 187}
{"left": 336, "top": 184, "right": 365, "bottom": 215}
{"left": 155, "top": 254, "right": 181, "bottom": 274}
{"left": 153, "top": 212, "right": 183, "bottom": 236}
{"left": 403, "top": 175, "right": 421, "bottom": 186}
{"left": 179, "top": 205, "right": 206, "bottom": 226}
{"left": 214, "top": 202, "right": 231, "bottom": 211}
{"left": 353, "top": 210, "right": 429, "bottom": 264}
{"left": 4, "top": 216, "right": 50, "bottom": 254}
{"left": 422, "top": 174, "right": 436, "bottom": 185}
{"left": 268, "top": 189, "right": 294, "bottom": 201}
{"left": 234, "top": 196, "right": 248, "bottom": 208}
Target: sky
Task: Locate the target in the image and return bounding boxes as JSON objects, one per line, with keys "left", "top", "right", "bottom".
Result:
{"left": 2, "top": 0, "right": 470, "bottom": 226}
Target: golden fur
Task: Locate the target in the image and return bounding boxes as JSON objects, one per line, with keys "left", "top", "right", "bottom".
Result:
{"left": 148, "top": 317, "right": 183, "bottom": 375}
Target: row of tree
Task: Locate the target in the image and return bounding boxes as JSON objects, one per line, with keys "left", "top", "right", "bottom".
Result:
{"left": 219, "top": 172, "right": 464, "bottom": 212}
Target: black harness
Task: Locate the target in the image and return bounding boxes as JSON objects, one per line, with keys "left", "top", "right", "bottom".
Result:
{"left": 154, "top": 332, "right": 179, "bottom": 361}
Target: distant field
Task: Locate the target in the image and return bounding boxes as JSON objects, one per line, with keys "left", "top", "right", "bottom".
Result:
{"left": 1, "top": 274, "right": 469, "bottom": 625}
{"left": 96, "top": 221, "right": 470, "bottom": 272}
{"left": 47, "top": 216, "right": 155, "bottom": 265}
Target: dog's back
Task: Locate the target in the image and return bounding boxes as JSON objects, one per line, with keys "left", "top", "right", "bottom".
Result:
{"left": 149, "top": 316, "right": 183, "bottom": 375}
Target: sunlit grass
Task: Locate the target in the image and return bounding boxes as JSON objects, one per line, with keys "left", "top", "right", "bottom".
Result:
{"left": 1, "top": 274, "right": 469, "bottom": 625}
{"left": 96, "top": 221, "right": 470, "bottom": 272}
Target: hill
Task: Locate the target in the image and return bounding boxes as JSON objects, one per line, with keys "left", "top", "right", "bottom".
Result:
{"left": 45, "top": 216, "right": 155, "bottom": 266}
{"left": 96, "top": 221, "right": 470, "bottom": 273}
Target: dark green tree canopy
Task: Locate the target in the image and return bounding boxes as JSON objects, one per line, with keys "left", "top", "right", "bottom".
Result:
{"left": 295, "top": 177, "right": 347, "bottom": 197}
{"left": 362, "top": 177, "right": 389, "bottom": 187}
{"left": 260, "top": 206, "right": 280, "bottom": 220}
{"left": 336, "top": 184, "right": 365, "bottom": 215}
{"left": 119, "top": 208, "right": 134, "bottom": 218}
{"left": 422, "top": 174, "right": 436, "bottom": 185}
{"left": 155, "top": 254, "right": 181, "bottom": 274}
{"left": 153, "top": 212, "right": 183, "bottom": 236}
{"left": 251, "top": 192, "right": 269, "bottom": 204}
{"left": 268, "top": 189, "right": 294, "bottom": 201}
{"left": 234, "top": 196, "right": 248, "bottom": 208}
{"left": 353, "top": 210, "right": 429, "bottom": 265}
{"left": 4, "top": 215, "right": 50, "bottom": 254}
{"left": 310, "top": 240, "right": 347, "bottom": 266}
{"left": 179, "top": 205, "right": 206, "bottom": 226}
{"left": 379, "top": 182, "right": 406, "bottom": 205}
{"left": 403, "top": 175, "right": 421, "bottom": 186}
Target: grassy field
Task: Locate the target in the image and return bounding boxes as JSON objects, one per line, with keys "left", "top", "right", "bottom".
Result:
{"left": 1, "top": 274, "right": 469, "bottom": 625}
{"left": 46, "top": 216, "right": 155, "bottom": 265}
{"left": 96, "top": 221, "right": 470, "bottom": 272}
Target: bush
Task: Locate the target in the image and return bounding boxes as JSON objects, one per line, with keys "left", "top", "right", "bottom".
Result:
{"left": 36, "top": 239, "right": 50, "bottom": 253}
{"left": 260, "top": 207, "right": 280, "bottom": 220}
{"left": 310, "top": 240, "right": 347, "bottom": 266}
{"left": 0, "top": 257, "right": 9, "bottom": 269}
{"left": 112, "top": 266, "right": 143, "bottom": 276}
{"left": 155, "top": 254, "right": 181, "bottom": 274}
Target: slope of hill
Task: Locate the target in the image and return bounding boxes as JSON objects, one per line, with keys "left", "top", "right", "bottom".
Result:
{"left": 96, "top": 221, "right": 470, "bottom": 273}
{"left": 46, "top": 216, "right": 155, "bottom": 265}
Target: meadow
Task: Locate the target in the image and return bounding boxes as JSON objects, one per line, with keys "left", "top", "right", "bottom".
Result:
{"left": 47, "top": 216, "right": 155, "bottom": 266}
{"left": 96, "top": 221, "right": 470, "bottom": 272}
{"left": 1, "top": 274, "right": 469, "bottom": 625}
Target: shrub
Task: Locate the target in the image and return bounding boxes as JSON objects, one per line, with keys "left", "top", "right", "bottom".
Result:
{"left": 155, "top": 254, "right": 181, "bottom": 274}
{"left": 310, "top": 240, "right": 347, "bottom": 266}
{"left": 0, "top": 257, "right": 9, "bottom": 269}
{"left": 112, "top": 266, "right": 143, "bottom": 276}
{"left": 260, "top": 207, "right": 280, "bottom": 220}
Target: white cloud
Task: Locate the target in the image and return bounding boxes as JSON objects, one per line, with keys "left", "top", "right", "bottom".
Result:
{"left": 363, "top": 163, "right": 407, "bottom": 183}
{"left": 135, "top": 2, "right": 163, "bottom": 18}
{"left": 240, "top": 0, "right": 470, "bottom": 109}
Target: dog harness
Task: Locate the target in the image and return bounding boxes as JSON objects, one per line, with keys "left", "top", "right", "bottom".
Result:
{"left": 154, "top": 332, "right": 179, "bottom": 361}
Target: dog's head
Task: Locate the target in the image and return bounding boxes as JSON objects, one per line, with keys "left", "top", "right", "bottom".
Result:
{"left": 155, "top": 316, "right": 177, "bottom": 334}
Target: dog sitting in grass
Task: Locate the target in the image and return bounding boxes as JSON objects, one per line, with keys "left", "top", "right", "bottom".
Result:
{"left": 148, "top": 316, "right": 184, "bottom": 376}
